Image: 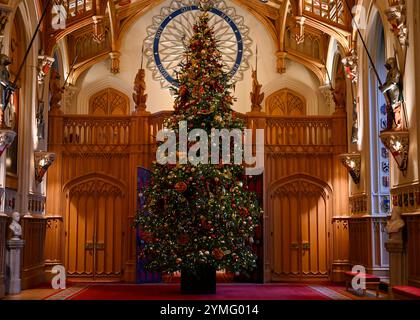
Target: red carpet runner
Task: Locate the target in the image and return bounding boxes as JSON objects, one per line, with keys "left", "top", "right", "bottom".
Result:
{"left": 44, "top": 283, "right": 355, "bottom": 300}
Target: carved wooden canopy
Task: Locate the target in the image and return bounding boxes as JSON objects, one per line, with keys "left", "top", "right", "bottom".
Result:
{"left": 31, "top": 0, "right": 355, "bottom": 85}
{"left": 89, "top": 88, "right": 129, "bottom": 115}
{"left": 266, "top": 88, "right": 306, "bottom": 116}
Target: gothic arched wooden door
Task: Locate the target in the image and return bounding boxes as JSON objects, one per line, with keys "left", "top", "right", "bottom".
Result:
{"left": 269, "top": 175, "right": 332, "bottom": 281}
{"left": 64, "top": 175, "right": 126, "bottom": 281}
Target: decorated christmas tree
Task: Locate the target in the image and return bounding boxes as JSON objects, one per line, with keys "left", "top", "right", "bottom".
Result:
{"left": 136, "top": 10, "right": 262, "bottom": 277}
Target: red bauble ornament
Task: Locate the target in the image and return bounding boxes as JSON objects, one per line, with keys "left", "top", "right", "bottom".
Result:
{"left": 178, "top": 234, "right": 189, "bottom": 245}
{"left": 142, "top": 231, "right": 154, "bottom": 243}
{"left": 240, "top": 207, "right": 249, "bottom": 216}
{"left": 179, "top": 85, "right": 187, "bottom": 96}
{"left": 198, "top": 109, "right": 211, "bottom": 115}
{"left": 212, "top": 248, "right": 225, "bottom": 260}
{"left": 175, "top": 181, "right": 188, "bottom": 193}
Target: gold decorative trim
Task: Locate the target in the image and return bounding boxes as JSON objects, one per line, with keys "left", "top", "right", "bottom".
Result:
{"left": 349, "top": 194, "right": 368, "bottom": 215}
{"left": 0, "top": 129, "right": 16, "bottom": 156}
{"left": 391, "top": 183, "right": 420, "bottom": 214}
{"left": 379, "top": 130, "right": 409, "bottom": 175}
{"left": 34, "top": 151, "right": 56, "bottom": 184}
{"left": 338, "top": 153, "right": 361, "bottom": 185}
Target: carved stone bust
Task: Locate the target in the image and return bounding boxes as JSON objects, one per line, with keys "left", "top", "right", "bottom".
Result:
{"left": 9, "top": 211, "right": 22, "bottom": 240}
{"left": 386, "top": 206, "right": 405, "bottom": 234}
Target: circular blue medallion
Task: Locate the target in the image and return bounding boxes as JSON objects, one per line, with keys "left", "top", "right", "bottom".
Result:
{"left": 152, "top": 6, "right": 244, "bottom": 87}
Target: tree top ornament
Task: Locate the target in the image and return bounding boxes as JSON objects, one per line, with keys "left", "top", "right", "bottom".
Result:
{"left": 198, "top": 0, "right": 215, "bottom": 11}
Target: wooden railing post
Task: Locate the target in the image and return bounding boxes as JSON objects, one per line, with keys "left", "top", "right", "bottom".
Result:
{"left": 124, "top": 109, "right": 152, "bottom": 282}
{"left": 331, "top": 110, "right": 350, "bottom": 282}
{"left": 45, "top": 109, "right": 65, "bottom": 281}
{"left": 246, "top": 110, "right": 268, "bottom": 282}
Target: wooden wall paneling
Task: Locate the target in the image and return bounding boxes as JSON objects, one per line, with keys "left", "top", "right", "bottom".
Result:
{"left": 407, "top": 216, "right": 413, "bottom": 281}
{"left": 350, "top": 218, "right": 365, "bottom": 266}
{"left": 124, "top": 114, "right": 153, "bottom": 282}
{"left": 66, "top": 194, "right": 77, "bottom": 274}
{"left": 314, "top": 194, "right": 323, "bottom": 274}
{"left": 275, "top": 196, "right": 282, "bottom": 274}
{"left": 45, "top": 99, "right": 349, "bottom": 284}
{"left": 114, "top": 195, "right": 123, "bottom": 276}
{"left": 263, "top": 155, "right": 272, "bottom": 278}
{"left": 406, "top": 215, "right": 420, "bottom": 285}
{"left": 319, "top": 196, "right": 328, "bottom": 274}
{"left": 104, "top": 195, "right": 113, "bottom": 274}
{"left": 272, "top": 195, "right": 281, "bottom": 274}
{"left": 330, "top": 110, "right": 350, "bottom": 282}
{"left": 290, "top": 192, "right": 299, "bottom": 276}
{"left": 0, "top": 215, "right": 7, "bottom": 297}
{"left": 75, "top": 194, "right": 85, "bottom": 275}
{"left": 372, "top": 217, "right": 389, "bottom": 270}
{"left": 282, "top": 196, "right": 290, "bottom": 275}
{"left": 361, "top": 220, "right": 367, "bottom": 265}
{"left": 45, "top": 113, "right": 65, "bottom": 280}
{"left": 96, "top": 194, "right": 105, "bottom": 276}
{"left": 68, "top": 25, "right": 111, "bottom": 64}
{"left": 281, "top": 190, "right": 289, "bottom": 276}
{"left": 86, "top": 194, "right": 93, "bottom": 275}
{"left": 311, "top": 196, "right": 319, "bottom": 274}
{"left": 360, "top": 220, "right": 366, "bottom": 264}
{"left": 331, "top": 217, "right": 349, "bottom": 281}
{"left": 256, "top": 108, "right": 347, "bottom": 282}
{"left": 272, "top": 191, "right": 300, "bottom": 278}
{"left": 21, "top": 217, "right": 47, "bottom": 289}
{"left": 44, "top": 217, "right": 63, "bottom": 272}
{"left": 349, "top": 219, "right": 356, "bottom": 264}
{"left": 301, "top": 193, "right": 309, "bottom": 275}
{"left": 347, "top": 217, "right": 389, "bottom": 277}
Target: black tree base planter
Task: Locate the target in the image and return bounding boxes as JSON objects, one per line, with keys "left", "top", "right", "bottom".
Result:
{"left": 181, "top": 265, "right": 216, "bottom": 294}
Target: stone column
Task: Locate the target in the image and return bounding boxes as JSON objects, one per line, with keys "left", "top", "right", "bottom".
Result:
{"left": 0, "top": 215, "right": 7, "bottom": 298}
{"left": 385, "top": 231, "right": 407, "bottom": 290}
{"left": 6, "top": 238, "right": 25, "bottom": 295}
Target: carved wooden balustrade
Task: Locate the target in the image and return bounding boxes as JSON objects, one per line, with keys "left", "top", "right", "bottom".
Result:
{"left": 57, "top": 112, "right": 334, "bottom": 149}
{"left": 302, "top": 0, "right": 352, "bottom": 30}
{"left": 53, "top": 0, "right": 95, "bottom": 26}
{"left": 63, "top": 0, "right": 94, "bottom": 20}
{"left": 265, "top": 116, "right": 332, "bottom": 149}
{"left": 63, "top": 115, "right": 131, "bottom": 146}
{"left": 148, "top": 111, "right": 173, "bottom": 148}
